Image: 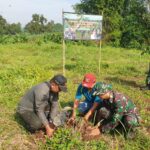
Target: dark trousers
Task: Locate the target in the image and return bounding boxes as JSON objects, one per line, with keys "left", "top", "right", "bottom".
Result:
{"left": 17, "top": 111, "right": 49, "bottom": 132}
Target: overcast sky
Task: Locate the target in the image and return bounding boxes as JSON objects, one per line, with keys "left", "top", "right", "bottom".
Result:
{"left": 0, "top": 0, "right": 80, "bottom": 26}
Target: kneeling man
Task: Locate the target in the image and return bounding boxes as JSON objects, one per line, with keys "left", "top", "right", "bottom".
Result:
{"left": 17, "top": 74, "right": 67, "bottom": 137}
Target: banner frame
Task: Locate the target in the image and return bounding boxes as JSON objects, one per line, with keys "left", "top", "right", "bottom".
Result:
{"left": 62, "top": 11, "right": 103, "bottom": 75}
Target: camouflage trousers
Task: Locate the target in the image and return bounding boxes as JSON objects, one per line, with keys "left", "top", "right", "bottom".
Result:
{"left": 95, "top": 107, "right": 140, "bottom": 131}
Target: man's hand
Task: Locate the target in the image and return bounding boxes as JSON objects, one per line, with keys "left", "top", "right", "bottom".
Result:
{"left": 67, "top": 99, "right": 79, "bottom": 125}
{"left": 84, "top": 102, "right": 99, "bottom": 122}
{"left": 46, "top": 128, "right": 54, "bottom": 137}
{"left": 84, "top": 113, "right": 91, "bottom": 122}
{"left": 67, "top": 116, "right": 76, "bottom": 125}
{"left": 45, "top": 124, "right": 54, "bottom": 138}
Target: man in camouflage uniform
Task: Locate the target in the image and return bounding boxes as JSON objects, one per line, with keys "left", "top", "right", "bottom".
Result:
{"left": 92, "top": 82, "right": 140, "bottom": 138}
{"left": 141, "top": 63, "right": 150, "bottom": 90}
{"left": 146, "top": 64, "right": 150, "bottom": 89}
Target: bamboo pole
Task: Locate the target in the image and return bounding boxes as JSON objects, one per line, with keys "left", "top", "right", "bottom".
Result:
{"left": 63, "top": 39, "right": 66, "bottom": 75}
{"left": 98, "top": 11, "right": 103, "bottom": 74}
{"left": 62, "top": 10, "right": 66, "bottom": 76}
{"left": 98, "top": 39, "right": 102, "bottom": 74}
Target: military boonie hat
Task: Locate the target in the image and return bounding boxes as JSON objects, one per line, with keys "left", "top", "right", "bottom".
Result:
{"left": 93, "top": 82, "right": 112, "bottom": 95}
{"left": 52, "top": 74, "right": 67, "bottom": 92}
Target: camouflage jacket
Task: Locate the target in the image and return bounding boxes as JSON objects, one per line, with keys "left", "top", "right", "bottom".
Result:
{"left": 101, "top": 91, "right": 139, "bottom": 132}
{"left": 146, "top": 74, "right": 150, "bottom": 86}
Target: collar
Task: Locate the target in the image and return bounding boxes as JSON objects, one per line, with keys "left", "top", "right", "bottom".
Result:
{"left": 45, "top": 81, "right": 51, "bottom": 89}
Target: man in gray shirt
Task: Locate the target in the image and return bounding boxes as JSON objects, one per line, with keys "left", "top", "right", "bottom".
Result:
{"left": 17, "top": 74, "right": 67, "bottom": 137}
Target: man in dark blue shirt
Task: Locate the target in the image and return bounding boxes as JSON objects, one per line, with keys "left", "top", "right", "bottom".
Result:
{"left": 68, "top": 73, "right": 102, "bottom": 123}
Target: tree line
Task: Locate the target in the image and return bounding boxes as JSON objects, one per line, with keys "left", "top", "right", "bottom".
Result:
{"left": 0, "top": 14, "right": 63, "bottom": 35}
{"left": 0, "top": 0, "right": 149, "bottom": 52}
{"left": 74, "top": 0, "right": 150, "bottom": 51}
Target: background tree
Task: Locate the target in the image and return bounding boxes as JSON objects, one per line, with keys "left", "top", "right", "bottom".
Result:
{"left": 51, "top": 23, "right": 63, "bottom": 32}
{"left": 0, "top": 15, "right": 21, "bottom": 35}
{"left": 74, "top": 0, "right": 150, "bottom": 49}
{"left": 0, "top": 15, "right": 8, "bottom": 34}
{"left": 7, "top": 23, "right": 22, "bottom": 35}
{"left": 45, "top": 20, "right": 55, "bottom": 32}
{"left": 120, "top": 0, "right": 150, "bottom": 49}
{"left": 25, "top": 14, "right": 47, "bottom": 34}
{"left": 74, "top": 0, "right": 124, "bottom": 46}
{"left": 25, "top": 14, "right": 63, "bottom": 34}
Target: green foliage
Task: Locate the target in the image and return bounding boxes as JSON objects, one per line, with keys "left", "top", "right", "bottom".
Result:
{"left": 0, "top": 15, "right": 22, "bottom": 35}
{"left": 0, "top": 14, "right": 63, "bottom": 36}
{"left": 0, "top": 15, "right": 8, "bottom": 34}
{"left": 12, "top": 34, "right": 28, "bottom": 43}
{"left": 0, "top": 1, "right": 149, "bottom": 50}
{"left": 43, "top": 33, "right": 63, "bottom": 44}
{"left": 74, "top": 0, "right": 150, "bottom": 49}
{"left": 25, "top": 14, "right": 47, "bottom": 34}
{"left": 0, "top": 33, "right": 63, "bottom": 45}
{"left": 52, "top": 23, "right": 63, "bottom": 32}
{"left": 124, "top": 132, "right": 150, "bottom": 150}
{"left": 0, "top": 34, "right": 28, "bottom": 44}
{"left": 7, "top": 23, "right": 22, "bottom": 35}
{"left": 25, "top": 14, "right": 63, "bottom": 34}
{"left": 0, "top": 42, "right": 149, "bottom": 149}
{"left": 120, "top": 0, "right": 150, "bottom": 50}
{"left": 141, "top": 45, "right": 150, "bottom": 55}
{"left": 74, "top": 0, "right": 124, "bottom": 46}
{"left": 42, "top": 128, "right": 107, "bottom": 150}
{"left": 44, "top": 128, "right": 82, "bottom": 150}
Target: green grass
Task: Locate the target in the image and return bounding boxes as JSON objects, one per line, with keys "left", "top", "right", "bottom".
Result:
{"left": 0, "top": 42, "right": 150, "bottom": 149}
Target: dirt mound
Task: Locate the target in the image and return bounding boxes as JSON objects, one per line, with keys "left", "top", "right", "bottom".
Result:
{"left": 67, "top": 120, "right": 101, "bottom": 141}
{"left": 147, "top": 126, "right": 150, "bottom": 134}
{"left": 81, "top": 125, "right": 101, "bottom": 141}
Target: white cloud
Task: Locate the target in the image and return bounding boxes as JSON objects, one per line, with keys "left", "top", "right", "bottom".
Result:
{"left": 0, "top": 0, "right": 80, "bottom": 26}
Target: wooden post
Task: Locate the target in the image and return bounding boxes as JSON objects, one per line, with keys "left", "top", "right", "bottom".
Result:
{"left": 63, "top": 39, "right": 66, "bottom": 75}
{"left": 62, "top": 10, "right": 66, "bottom": 76}
{"left": 99, "top": 39, "right": 102, "bottom": 74}
{"left": 98, "top": 11, "right": 103, "bottom": 74}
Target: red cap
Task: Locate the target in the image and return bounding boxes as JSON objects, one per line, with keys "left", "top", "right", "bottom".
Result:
{"left": 82, "top": 73, "right": 96, "bottom": 88}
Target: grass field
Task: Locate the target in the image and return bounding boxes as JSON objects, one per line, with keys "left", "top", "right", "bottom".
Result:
{"left": 0, "top": 42, "right": 150, "bottom": 149}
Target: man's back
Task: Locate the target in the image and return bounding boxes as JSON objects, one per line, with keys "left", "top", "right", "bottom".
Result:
{"left": 17, "top": 82, "right": 50, "bottom": 112}
{"left": 75, "top": 83, "right": 101, "bottom": 103}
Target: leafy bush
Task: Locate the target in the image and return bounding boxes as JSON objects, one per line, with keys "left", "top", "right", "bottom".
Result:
{"left": 42, "top": 127, "right": 107, "bottom": 150}
{"left": 43, "top": 33, "right": 63, "bottom": 44}
{"left": 12, "top": 34, "right": 28, "bottom": 43}
{"left": 0, "top": 34, "right": 28, "bottom": 44}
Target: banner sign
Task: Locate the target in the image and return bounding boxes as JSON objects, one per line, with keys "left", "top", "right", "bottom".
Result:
{"left": 63, "top": 12, "right": 103, "bottom": 40}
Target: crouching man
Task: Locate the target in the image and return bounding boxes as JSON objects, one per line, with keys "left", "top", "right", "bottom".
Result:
{"left": 89, "top": 82, "right": 141, "bottom": 139}
{"left": 68, "top": 73, "right": 102, "bottom": 124}
{"left": 17, "top": 74, "right": 67, "bottom": 137}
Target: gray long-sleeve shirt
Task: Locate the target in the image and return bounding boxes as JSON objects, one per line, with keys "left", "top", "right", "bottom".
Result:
{"left": 17, "top": 81, "right": 59, "bottom": 126}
